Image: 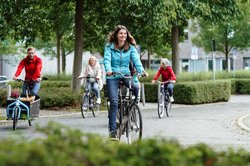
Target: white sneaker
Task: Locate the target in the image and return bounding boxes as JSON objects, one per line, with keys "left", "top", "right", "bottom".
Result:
{"left": 96, "top": 98, "right": 101, "bottom": 104}
{"left": 170, "top": 96, "right": 174, "bottom": 102}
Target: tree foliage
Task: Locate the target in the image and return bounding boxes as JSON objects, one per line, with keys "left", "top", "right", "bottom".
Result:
{"left": 191, "top": 1, "right": 250, "bottom": 71}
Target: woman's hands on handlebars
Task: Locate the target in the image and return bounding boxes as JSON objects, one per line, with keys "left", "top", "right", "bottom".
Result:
{"left": 106, "top": 71, "right": 148, "bottom": 77}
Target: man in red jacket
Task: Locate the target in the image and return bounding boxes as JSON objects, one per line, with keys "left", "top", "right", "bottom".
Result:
{"left": 13, "top": 47, "right": 42, "bottom": 96}
{"left": 152, "top": 58, "right": 176, "bottom": 102}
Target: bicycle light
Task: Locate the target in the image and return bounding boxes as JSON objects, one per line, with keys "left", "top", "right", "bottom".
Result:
{"left": 15, "top": 101, "right": 20, "bottom": 106}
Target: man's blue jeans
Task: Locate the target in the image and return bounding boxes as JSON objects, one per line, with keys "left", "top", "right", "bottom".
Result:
{"left": 22, "top": 82, "right": 40, "bottom": 96}
{"left": 107, "top": 78, "right": 139, "bottom": 132}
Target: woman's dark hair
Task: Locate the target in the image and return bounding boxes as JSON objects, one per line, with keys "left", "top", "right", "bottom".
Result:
{"left": 108, "top": 25, "right": 136, "bottom": 51}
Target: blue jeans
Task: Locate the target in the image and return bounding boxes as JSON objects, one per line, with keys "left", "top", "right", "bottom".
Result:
{"left": 107, "top": 78, "right": 139, "bottom": 132}
{"left": 164, "top": 83, "right": 174, "bottom": 96}
{"left": 22, "top": 82, "right": 40, "bottom": 96}
{"left": 88, "top": 82, "right": 100, "bottom": 98}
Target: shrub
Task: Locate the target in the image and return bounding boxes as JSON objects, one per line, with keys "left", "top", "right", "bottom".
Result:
{"left": 39, "top": 87, "right": 81, "bottom": 109}
{"left": 0, "top": 122, "right": 249, "bottom": 165}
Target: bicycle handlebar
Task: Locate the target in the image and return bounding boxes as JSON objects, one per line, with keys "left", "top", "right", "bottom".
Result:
{"left": 156, "top": 80, "right": 171, "bottom": 84}
{"left": 109, "top": 72, "right": 147, "bottom": 78}
{"left": 78, "top": 76, "right": 99, "bottom": 80}
{"left": 15, "top": 76, "right": 48, "bottom": 83}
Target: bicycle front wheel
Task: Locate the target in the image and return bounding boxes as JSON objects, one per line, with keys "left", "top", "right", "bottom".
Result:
{"left": 158, "top": 93, "right": 165, "bottom": 118}
{"left": 126, "top": 104, "right": 142, "bottom": 144}
{"left": 13, "top": 107, "right": 19, "bottom": 130}
{"left": 81, "top": 94, "right": 89, "bottom": 118}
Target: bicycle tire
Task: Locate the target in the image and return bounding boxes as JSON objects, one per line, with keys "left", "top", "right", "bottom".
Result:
{"left": 81, "top": 93, "right": 89, "bottom": 118}
{"left": 166, "top": 102, "right": 172, "bottom": 117}
{"left": 158, "top": 93, "right": 165, "bottom": 118}
{"left": 28, "top": 119, "right": 34, "bottom": 126}
{"left": 92, "top": 96, "right": 100, "bottom": 117}
{"left": 165, "top": 94, "right": 172, "bottom": 117}
{"left": 116, "top": 103, "right": 123, "bottom": 140}
{"left": 126, "top": 104, "right": 142, "bottom": 144}
{"left": 13, "top": 107, "right": 19, "bottom": 130}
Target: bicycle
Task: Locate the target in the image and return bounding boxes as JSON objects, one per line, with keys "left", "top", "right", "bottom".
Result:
{"left": 79, "top": 76, "right": 100, "bottom": 118}
{"left": 107, "top": 72, "right": 146, "bottom": 144}
{"left": 157, "top": 80, "right": 172, "bottom": 118}
{"left": 6, "top": 79, "right": 42, "bottom": 130}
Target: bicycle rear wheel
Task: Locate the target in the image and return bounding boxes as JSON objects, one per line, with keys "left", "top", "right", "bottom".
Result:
{"left": 81, "top": 94, "right": 89, "bottom": 118}
{"left": 13, "top": 107, "right": 19, "bottom": 130}
{"left": 28, "top": 119, "right": 34, "bottom": 126}
{"left": 158, "top": 93, "right": 165, "bottom": 118}
{"left": 92, "top": 96, "right": 100, "bottom": 117}
{"left": 165, "top": 93, "right": 172, "bottom": 117}
{"left": 165, "top": 97, "right": 172, "bottom": 117}
{"left": 126, "top": 104, "right": 142, "bottom": 144}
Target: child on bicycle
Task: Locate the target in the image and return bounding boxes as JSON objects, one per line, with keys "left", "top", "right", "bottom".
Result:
{"left": 152, "top": 58, "right": 176, "bottom": 102}
{"left": 78, "top": 56, "right": 103, "bottom": 105}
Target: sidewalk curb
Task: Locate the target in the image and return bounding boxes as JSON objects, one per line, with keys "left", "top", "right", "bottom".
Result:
{"left": 0, "top": 112, "right": 83, "bottom": 124}
{"left": 237, "top": 115, "right": 250, "bottom": 131}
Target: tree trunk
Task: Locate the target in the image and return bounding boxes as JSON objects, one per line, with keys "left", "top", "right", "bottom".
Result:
{"left": 71, "top": 0, "right": 83, "bottom": 93}
{"left": 56, "top": 31, "right": 61, "bottom": 75}
{"left": 171, "top": 25, "right": 180, "bottom": 75}
{"left": 147, "top": 47, "right": 151, "bottom": 69}
{"left": 61, "top": 46, "right": 66, "bottom": 74}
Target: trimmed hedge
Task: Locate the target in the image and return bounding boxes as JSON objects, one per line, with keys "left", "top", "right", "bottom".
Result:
{"left": 0, "top": 122, "right": 249, "bottom": 166}
{"left": 0, "top": 79, "right": 246, "bottom": 109}
{"left": 143, "top": 80, "right": 231, "bottom": 104}
{"left": 39, "top": 87, "right": 81, "bottom": 109}
{"left": 8, "top": 80, "right": 71, "bottom": 89}
{"left": 173, "top": 80, "right": 231, "bottom": 104}
{"left": 233, "top": 79, "right": 250, "bottom": 94}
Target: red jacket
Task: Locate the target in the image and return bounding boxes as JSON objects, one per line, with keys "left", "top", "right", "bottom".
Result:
{"left": 15, "top": 55, "right": 42, "bottom": 80}
{"left": 153, "top": 66, "right": 176, "bottom": 82}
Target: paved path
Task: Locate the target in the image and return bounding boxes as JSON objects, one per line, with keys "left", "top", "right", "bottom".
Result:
{"left": 1, "top": 95, "right": 250, "bottom": 131}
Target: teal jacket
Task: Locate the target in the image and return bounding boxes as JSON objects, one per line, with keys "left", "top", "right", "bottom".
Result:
{"left": 103, "top": 43, "right": 144, "bottom": 79}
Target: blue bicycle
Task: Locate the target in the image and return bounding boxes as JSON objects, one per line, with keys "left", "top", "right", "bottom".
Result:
{"left": 6, "top": 79, "right": 41, "bottom": 130}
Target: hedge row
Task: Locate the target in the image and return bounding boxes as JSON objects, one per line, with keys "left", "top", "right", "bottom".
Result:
{"left": 0, "top": 122, "right": 249, "bottom": 166}
{"left": 9, "top": 80, "right": 71, "bottom": 89}
{"left": 143, "top": 80, "right": 230, "bottom": 104}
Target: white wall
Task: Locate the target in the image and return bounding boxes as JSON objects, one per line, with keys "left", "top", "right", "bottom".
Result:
{"left": 3, "top": 51, "right": 92, "bottom": 80}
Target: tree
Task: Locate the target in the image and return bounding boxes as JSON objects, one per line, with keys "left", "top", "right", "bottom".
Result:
{"left": 71, "top": 0, "right": 83, "bottom": 92}
{"left": 164, "top": 0, "right": 240, "bottom": 75}
{"left": 192, "top": 1, "right": 250, "bottom": 71}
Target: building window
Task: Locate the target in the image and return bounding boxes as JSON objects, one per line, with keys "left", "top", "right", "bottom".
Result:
{"left": 222, "top": 59, "right": 226, "bottom": 70}
{"left": 208, "top": 59, "right": 213, "bottom": 71}
{"left": 243, "top": 57, "right": 250, "bottom": 70}
{"left": 181, "top": 59, "right": 189, "bottom": 72}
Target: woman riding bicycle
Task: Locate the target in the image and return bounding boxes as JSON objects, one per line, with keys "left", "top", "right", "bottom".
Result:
{"left": 152, "top": 58, "right": 176, "bottom": 102}
{"left": 78, "top": 56, "right": 103, "bottom": 106}
{"left": 103, "top": 25, "right": 147, "bottom": 139}
{"left": 12, "top": 47, "right": 42, "bottom": 96}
